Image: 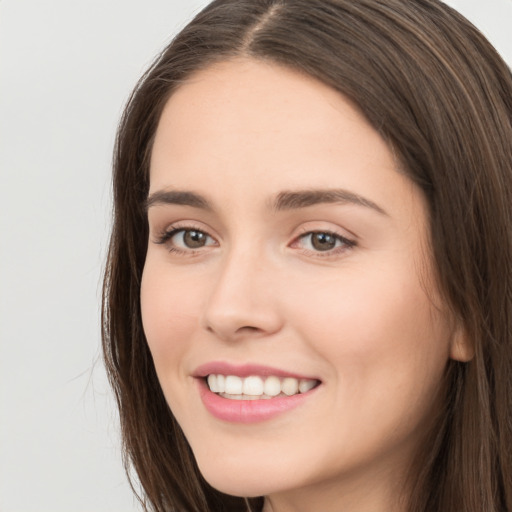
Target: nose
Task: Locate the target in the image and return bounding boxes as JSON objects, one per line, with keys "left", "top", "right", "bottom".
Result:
{"left": 201, "top": 249, "right": 283, "bottom": 342}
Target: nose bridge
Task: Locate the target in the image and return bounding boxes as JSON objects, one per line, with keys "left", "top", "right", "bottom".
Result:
{"left": 202, "top": 240, "right": 281, "bottom": 340}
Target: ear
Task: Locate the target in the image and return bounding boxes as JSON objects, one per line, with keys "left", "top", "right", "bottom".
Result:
{"left": 449, "top": 321, "right": 474, "bottom": 362}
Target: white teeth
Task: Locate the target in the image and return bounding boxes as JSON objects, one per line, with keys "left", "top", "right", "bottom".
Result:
{"left": 282, "top": 377, "right": 299, "bottom": 396}
{"left": 207, "top": 374, "right": 318, "bottom": 399}
{"left": 299, "top": 378, "right": 316, "bottom": 393}
{"left": 225, "top": 375, "right": 243, "bottom": 395}
{"left": 263, "top": 376, "right": 281, "bottom": 397}
{"left": 224, "top": 394, "right": 244, "bottom": 400}
{"left": 243, "top": 376, "right": 264, "bottom": 395}
{"left": 217, "top": 374, "right": 226, "bottom": 393}
{"left": 207, "top": 374, "right": 218, "bottom": 393}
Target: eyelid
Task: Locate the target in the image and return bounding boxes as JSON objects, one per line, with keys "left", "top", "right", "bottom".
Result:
{"left": 150, "top": 220, "right": 357, "bottom": 259}
{"left": 289, "top": 225, "right": 357, "bottom": 258}
{"left": 152, "top": 221, "right": 219, "bottom": 254}
{"left": 294, "top": 221, "right": 356, "bottom": 239}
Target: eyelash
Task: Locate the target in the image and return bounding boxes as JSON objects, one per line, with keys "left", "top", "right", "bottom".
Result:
{"left": 153, "top": 224, "right": 356, "bottom": 258}
{"left": 293, "top": 228, "right": 356, "bottom": 257}
{"left": 153, "top": 224, "right": 215, "bottom": 256}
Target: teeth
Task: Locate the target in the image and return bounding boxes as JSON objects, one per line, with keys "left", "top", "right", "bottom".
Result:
{"left": 206, "top": 374, "right": 318, "bottom": 399}
{"left": 217, "top": 374, "right": 225, "bottom": 393}
{"left": 299, "top": 378, "right": 316, "bottom": 393}
{"left": 207, "top": 374, "right": 218, "bottom": 393}
{"left": 264, "top": 376, "right": 281, "bottom": 397}
{"left": 225, "top": 375, "right": 243, "bottom": 394}
{"left": 282, "top": 377, "right": 299, "bottom": 396}
{"left": 243, "top": 376, "right": 264, "bottom": 395}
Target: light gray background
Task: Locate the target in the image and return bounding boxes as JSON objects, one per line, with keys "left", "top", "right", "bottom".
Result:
{"left": 0, "top": 1, "right": 511, "bottom": 511}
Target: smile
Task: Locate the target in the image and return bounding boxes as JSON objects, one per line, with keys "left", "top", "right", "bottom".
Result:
{"left": 207, "top": 374, "right": 318, "bottom": 399}
{"left": 195, "top": 363, "right": 321, "bottom": 423}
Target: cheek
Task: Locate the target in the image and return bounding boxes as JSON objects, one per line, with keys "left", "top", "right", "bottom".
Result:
{"left": 290, "top": 261, "right": 452, "bottom": 413}
{"left": 279, "top": 267, "right": 452, "bottom": 475}
{"left": 140, "top": 262, "right": 202, "bottom": 370}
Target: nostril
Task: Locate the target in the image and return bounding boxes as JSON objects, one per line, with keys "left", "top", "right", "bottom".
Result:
{"left": 202, "top": 295, "right": 283, "bottom": 340}
{"left": 234, "top": 325, "right": 265, "bottom": 336}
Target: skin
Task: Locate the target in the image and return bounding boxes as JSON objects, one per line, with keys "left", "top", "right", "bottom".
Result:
{"left": 141, "top": 58, "right": 471, "bottom": 512}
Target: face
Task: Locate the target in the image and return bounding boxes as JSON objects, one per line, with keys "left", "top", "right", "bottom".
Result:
{"left": 141, "top": 59, "right": 467, "bottom": 510}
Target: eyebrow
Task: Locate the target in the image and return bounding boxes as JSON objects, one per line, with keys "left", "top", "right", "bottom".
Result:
{"left": 272, "top": 189, "right": 388, "bottom": 216}
{"left": 145, "top": 188, "right": 387, "bottom": 216}
{"left": 146, "top": 190, "right": 212, "bottom": 211}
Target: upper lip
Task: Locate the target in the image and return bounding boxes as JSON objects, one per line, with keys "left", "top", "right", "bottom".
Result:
{"left": 193, "top": 361, "right": 320, "bottom": 381}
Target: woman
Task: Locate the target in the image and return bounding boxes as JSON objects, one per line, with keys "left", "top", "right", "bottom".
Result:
{"left": 102, "top": 0, "right": 512, "bottom": 511}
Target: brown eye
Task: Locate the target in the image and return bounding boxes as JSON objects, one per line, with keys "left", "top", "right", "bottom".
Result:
{"left": 183, "top": 230, "right": 208, "bottom": 248}
{"left": 294, "top": 231, "right": 355, "bottom": 255}
{"left": 310, "top": 232, "right": 337, "bottom": 251}
{"left": 157, "top": 227, "right": 217, "bottom": 252}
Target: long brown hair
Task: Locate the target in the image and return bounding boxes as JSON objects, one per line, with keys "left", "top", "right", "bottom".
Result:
{"left": 102, "top": 1, "right": 512, "bottom": 510}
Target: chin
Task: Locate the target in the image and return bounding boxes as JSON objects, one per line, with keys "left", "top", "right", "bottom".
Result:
{"left": 195, "top": 455, "right": 291, "bottom": 498}
{"left": 200, "top": 471, "right": 270, "bottom": 498}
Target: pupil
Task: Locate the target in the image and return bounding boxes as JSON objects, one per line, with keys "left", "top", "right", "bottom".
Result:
{"left": 184, "top": 230, "right": 206, "bottom": 248}
{"left": 311, "top": 233, "right": 336, "bottom": 251}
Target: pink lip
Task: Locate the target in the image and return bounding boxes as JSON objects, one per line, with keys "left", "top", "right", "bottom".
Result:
{"left": 197, "top": 379, "right": 319, "bottom": 423}
{"left": 193, "top": 361, "right": 318, "bottom": 380}
{"left": 193, "top": 361, "right": 321, "bottom": 424}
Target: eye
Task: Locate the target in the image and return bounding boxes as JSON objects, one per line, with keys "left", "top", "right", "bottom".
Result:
{"left": 155, "top": 226, "right": 217, "bottom": 253}
{"left": 174, "top": 229, "right": 212, "bottom": 249}
{"left": 294, "top": 231, "right": 355, "bottom": 254}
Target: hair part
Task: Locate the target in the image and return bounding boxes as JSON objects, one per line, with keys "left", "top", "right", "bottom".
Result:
{"left": 103, "top": 1, "right": 512, "bottom": 510}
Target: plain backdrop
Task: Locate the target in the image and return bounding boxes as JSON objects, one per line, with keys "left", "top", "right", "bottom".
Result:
{"left": 0, "top": 1, "right": 511, "bottom": 511}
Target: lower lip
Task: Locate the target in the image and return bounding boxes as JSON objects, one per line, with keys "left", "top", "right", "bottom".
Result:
{"left": 197, "top": 379, "right": 319, "bottom": 423}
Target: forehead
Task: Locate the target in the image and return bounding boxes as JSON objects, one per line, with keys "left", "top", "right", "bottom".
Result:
{"left": 149, "top": 58, "right": 417, "bottom": 218}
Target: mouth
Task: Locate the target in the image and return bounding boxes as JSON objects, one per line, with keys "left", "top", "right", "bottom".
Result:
{"left": 194, "top": 362, "right": 321, "bottom": 423}
{"left": 206, "top": 374, "right": 319, "bottom": 400}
